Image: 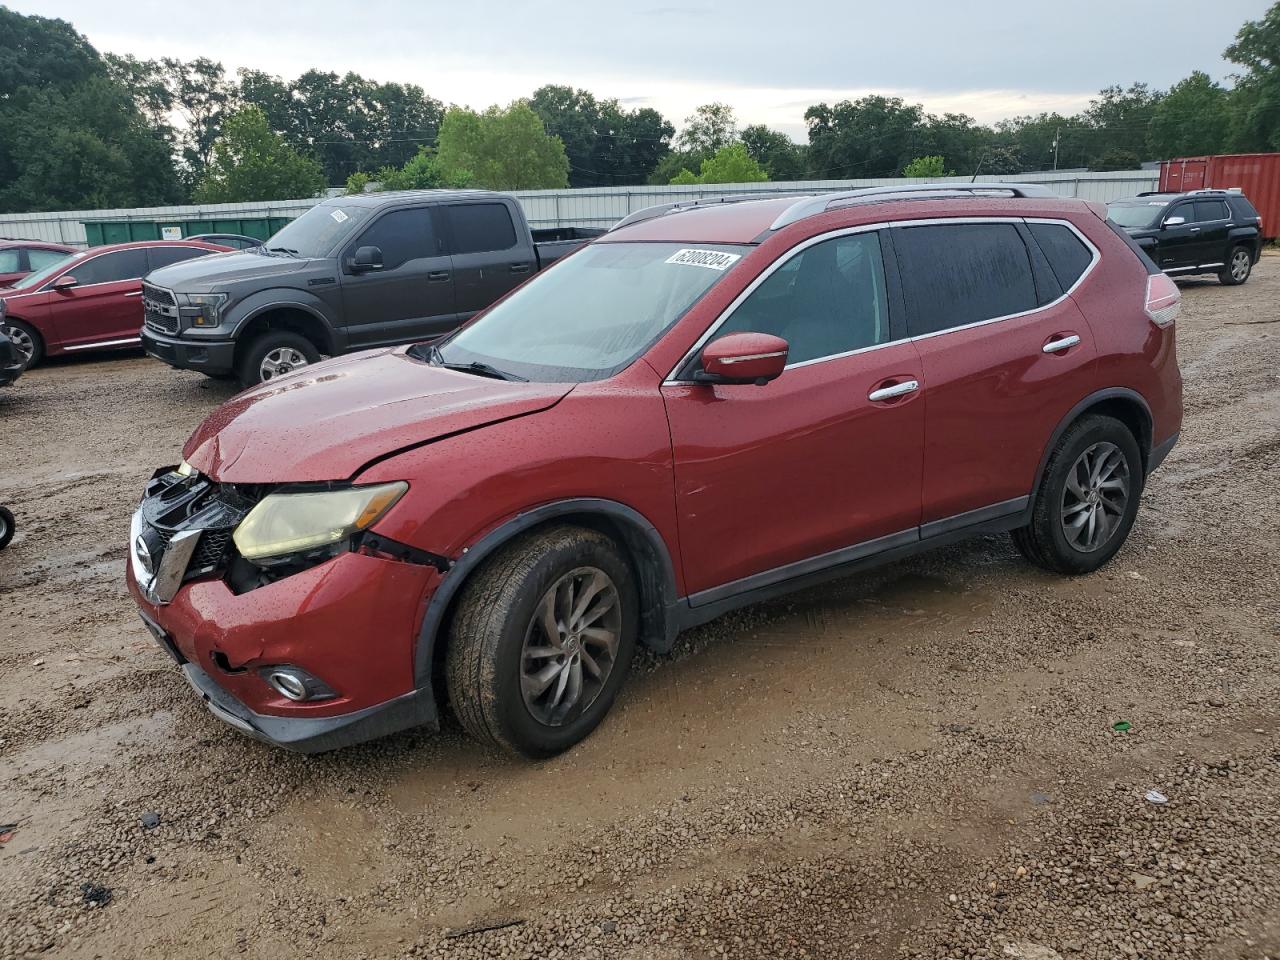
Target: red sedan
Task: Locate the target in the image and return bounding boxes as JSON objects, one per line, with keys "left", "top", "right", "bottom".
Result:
{"left": 0, "top": 239, "right": 76, "bottom": 288}
{"left": 0, "top": 240, "right": 229, "bottom": 366}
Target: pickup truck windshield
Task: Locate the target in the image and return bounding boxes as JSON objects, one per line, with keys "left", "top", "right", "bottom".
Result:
{"left": 264, "top": 205, "right": 369, "bottom": 258}
{"left": 1107, "top": 202, "right": 1168, "bottom": 229}
{"left": 436, "top": 241, "right": 749, "bottom": 382}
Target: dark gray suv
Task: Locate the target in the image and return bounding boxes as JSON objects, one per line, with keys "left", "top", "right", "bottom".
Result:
{"left": 140, "top": 190, "right": 600, "bottom": 387}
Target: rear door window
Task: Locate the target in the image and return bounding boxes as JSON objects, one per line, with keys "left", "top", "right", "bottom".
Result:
{"left": 894, "top": 223, "right": 1038, "bottom": 337}
{"left": 1192, "top": 200, "right": 1229, "bottom": 223}
{"left": 1228, "top": 196, "right": 1259, "bottom": 221}
{"left": 1027, "top": 223, "right": 1094, "bottom": 292}
{"left": 714, "top": 231, "right": 890, "bottom": 364}
{"left": 148, "top": 246, "right": 214, "bottom": 271}
{"left": 446, "top": 203, "right": 518, "bottom": 254}
{"left": 351, "top": 207, "right": 436, "bottom": 271}
{"left": 68, "top": 249, "right": 149, "bottom": 286}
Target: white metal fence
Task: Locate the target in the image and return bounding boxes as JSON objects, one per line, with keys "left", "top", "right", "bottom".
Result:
{"left": 0, "top": 171, "right": 1159, "bottom": 247}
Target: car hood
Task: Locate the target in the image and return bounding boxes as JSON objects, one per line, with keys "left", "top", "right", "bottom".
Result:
{"left": 147, "top": 250, "right": 315, "bottom": 291}
{"left": 183, "top": 347, "right": 575, "bottom": 483}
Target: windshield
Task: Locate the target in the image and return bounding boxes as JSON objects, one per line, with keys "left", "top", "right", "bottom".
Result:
{"left": 1107, "top": 201, "right": 1168, "bottom": 229}
{"left": 9, "top": 252, "right": 76, "bottom": 290}
{"left": 263, "top": 204, "right": 369, "bottom": 258}
{"left": 436, "top": 241, "right": 749, "bottom": 382}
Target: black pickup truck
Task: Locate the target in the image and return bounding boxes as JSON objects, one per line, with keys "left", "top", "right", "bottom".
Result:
{"left": 140, "top": 190, "right": 603, "bottom": 386}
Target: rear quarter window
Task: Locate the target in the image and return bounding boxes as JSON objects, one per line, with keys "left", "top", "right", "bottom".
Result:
{"left": 1028, "top": 223, "right": 1095, "bottom": 291}
{"left": 894, "top": 222, "right": 1038, "bottom": 336}
{"left": 1228, "top": 196, "right": 1260, "bottom": 221}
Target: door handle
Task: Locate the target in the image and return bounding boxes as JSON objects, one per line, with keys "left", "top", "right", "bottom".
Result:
{"left": 124, "top": 291, "right": 142, "bottom": 297}
{"left": 868, "top": 379, "right": 919, "bottom": 402}
{"left": 1189, "top": 226, "right": 1201, "bottom": 233}
{"left": 1042, "top": 334, "right": 1081, "bottom": 354}
{"left": 510, "top": 263, "right": 531, "bottom": 274}
{"left": 427, "top": 271, "right": 451, "bottom": 282}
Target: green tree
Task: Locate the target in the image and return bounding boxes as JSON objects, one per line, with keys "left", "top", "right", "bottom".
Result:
{"left": 375, "top": 145, "right": 471, "bottom": 190}
{"left": 740, "top": 124, "right": 807, "bottom": 181}
{"left": 163, "top": 57, "right": 236, "bottom": 184}
{"left": 804, "top": 96, "right": 926, "bottom": 178}
{"left": 668, "top": 143, "right": 768, "bottom": 184}
{"left": 1147, "top": 71, "right": 1230, "bottom": 158}
{"left": 1092, "top": 148, "right": 1141, "bottom": 171}
{"left": 193, "top": 106, "right": 325, "bottom": 203}
{"left": 1083, "top": 83, "right": 1164, "bottom": 162}
{"left": 1225, "top": 2, "right": 1280, "bottom": 150}
{"left": 902, "top": 155, "right": 954, "bottom": 177}
{"left": 435, "top": 103, "right": 568, "bottom": 190}
{"left": 529, "top": 84, "right": 673, "bottom": 186}
{"left": 677, "top": 102, "right": 738, "bottom": 154}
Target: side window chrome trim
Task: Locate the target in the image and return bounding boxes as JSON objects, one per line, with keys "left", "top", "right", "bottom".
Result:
{"left": 38, "top": 250, "right": 150, "bottom": 292}
{"left": 664, "top": 223, "right": 892, "bottom": 384}
{"left": 663, "top": 216, "right": 1101, "bottom": 383}
{"left": 892, "top": 216, "right": 1101, "bottom": 344}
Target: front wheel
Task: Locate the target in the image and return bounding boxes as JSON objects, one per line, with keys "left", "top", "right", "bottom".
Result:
{"left": 1220, "top": 246, "right": 1253, "bottom": 286}
{"left": 1012, "top": 415, "right": 1144, "bottom": 574}
{"left": 236, "top": 331, "right": 320, "bottom": 388}
{"left": 4, "top": 320, "right": 43, "bottom": 368}
{"left": 0, "top": 506, "right": 14, "bottom": 550}
{"left": 445, "top": 526, "right": 639, "bottom": 758}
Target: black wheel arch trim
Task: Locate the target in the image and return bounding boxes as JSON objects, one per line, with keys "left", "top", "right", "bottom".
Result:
{"left": 229, "top": 297, "right": 340, "bottom": 353}
{"left": 412, "top": 498, "right": 681, "bottom": 689}
{"left": 1032, "top": 388, "right": 1157, "bottom": 504}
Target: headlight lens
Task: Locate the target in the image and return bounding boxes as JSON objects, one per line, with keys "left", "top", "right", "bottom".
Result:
{"left": 180, "top": 292, "right": 228, "bottom": 327}
{"left": 232, "top": 482, "right": 407, "bottom": 562}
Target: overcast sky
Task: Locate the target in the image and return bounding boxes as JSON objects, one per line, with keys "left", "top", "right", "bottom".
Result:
{"left": 27, "top": 0, "right": 1273, "bottom": 139}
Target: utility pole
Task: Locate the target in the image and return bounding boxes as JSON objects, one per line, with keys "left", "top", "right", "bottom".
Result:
{"left": 1053, "top": 126, "right": 1060, "bottom": 171}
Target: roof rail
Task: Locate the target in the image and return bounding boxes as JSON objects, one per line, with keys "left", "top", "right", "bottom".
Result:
{"left": 610, "top": 194, "right": 797, "bottom": 232}
{"left": 768, "top": 182, "right": 1059, "bottom": 231}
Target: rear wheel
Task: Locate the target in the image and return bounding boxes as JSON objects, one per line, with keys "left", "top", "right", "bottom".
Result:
{"left": 1220, "top": 245, "right": 1253, "bottom": 286}
{"left": 1012, "top": 415, "right": 1143, "bottom": 574}
{"left": 4, "top": 320, "right": 43, "bottom": 367}
{"left": 236, "top": 331, "right": 319, "bottom": 388}
{"left": 0, "top": 506, "right": 14, "bottom": 550}
{"left": 445, "top": 526, "right": 638, "bottom": 758}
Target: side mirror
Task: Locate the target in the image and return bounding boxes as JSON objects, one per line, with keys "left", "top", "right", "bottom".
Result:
{"left": 346, "top": 245, "right": 383, "bottom": 273}
{"left": 52, "top": 275, "right": 78, "bottom": 290}
{"left": 1163, "top": 216, "right": 1186, "bottom": 228}
{"left": 695, "top": 332, "right": 788, "bottom": 386}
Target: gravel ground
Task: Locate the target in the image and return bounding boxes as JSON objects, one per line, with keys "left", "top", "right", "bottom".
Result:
{"left": 1, "top": 256, "right": 1278, "bottom": 960}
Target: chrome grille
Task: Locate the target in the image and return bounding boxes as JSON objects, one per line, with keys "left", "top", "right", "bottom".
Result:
{"left": 142, "top": 282, "right": 175, "bottom": 306}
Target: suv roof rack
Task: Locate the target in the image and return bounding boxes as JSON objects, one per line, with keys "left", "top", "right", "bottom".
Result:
{"left": 610, "top": 194, "right": 799, "bottom": 232}
{"left": 768, "top": 182, "right": 1059, "bottom": 230}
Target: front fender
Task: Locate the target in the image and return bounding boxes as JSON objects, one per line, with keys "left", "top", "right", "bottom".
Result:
{"left": 221, "top": 289, "right": 338, "bottom": 347}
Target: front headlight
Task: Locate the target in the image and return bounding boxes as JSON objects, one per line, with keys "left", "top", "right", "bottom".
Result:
{"left": 232, "top": 482, "right": 407, "bottom": 563}
{"left": 180, "top": 292, "right": 228, "bottom": 328}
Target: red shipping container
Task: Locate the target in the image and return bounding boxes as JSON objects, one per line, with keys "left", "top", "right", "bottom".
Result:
{"left": 1159, "top": 153, "right": 1280, "bottom": 240}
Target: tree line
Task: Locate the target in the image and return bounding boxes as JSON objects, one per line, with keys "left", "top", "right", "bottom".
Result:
{"left": 2, "top": 2, "right": 1279, "bottom": 213}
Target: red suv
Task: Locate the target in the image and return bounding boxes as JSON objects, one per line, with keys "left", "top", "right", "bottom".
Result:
{"left": 0, "top": 240, "right": 229, "bottom": 366}
{"left": 126, "top": 184, "right": 1182, "bottom": 757}
{"left": 0, "top": 239, "right": 75, "bottom": 288}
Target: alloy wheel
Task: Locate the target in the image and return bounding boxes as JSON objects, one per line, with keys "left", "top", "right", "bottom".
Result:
{"left": 6, "top": 325, "right": 34, "bottom": 364}
{"left": 1231, "top": 250, "right": 1251, "bottom": 282}
{"left": 259, "top": 347, "right": 308, "bottom": 381}
{"left": 520, "top": 566, "right": 621, "bottom": 727}
{"left": 1060, "top": 441, "right": 1130, "bottom": 553}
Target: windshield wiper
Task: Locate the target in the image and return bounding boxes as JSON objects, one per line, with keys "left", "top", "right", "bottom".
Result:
{"left": 266, "top": 246, "right": 300, "bottom": 257}
{"left": 423, "top": 343, "right": 526, "bottom": 381}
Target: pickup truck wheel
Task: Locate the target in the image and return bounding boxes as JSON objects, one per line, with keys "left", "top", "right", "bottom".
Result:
{"left": 0, "top": 506, "right": 14, "bottom": 550}
{"left": 237, "top": 331, "right": 319, "bottom": 387}
{"left": 445, "top": 525, "right": 638, "bottom": 759}
{"left": 1011, "top": 415, "right": 1143, "bottom": 575}
{"left": 4, "top": 320, "right": 43, "bottom": 367}
{"left": 1219, "top": 246, "right": 1252, "bottom": 286}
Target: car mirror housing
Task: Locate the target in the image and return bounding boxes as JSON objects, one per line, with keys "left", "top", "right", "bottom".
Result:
{"left": 51, "top": 275, "right": 78, "bottom": 290}
{"left": 695, "top": 332, "right": 788, "bottom": 386}
{"left": 347, "top": 245, "right": 384, "bottom": 273}
{"left": 1163, "top": 216, "right": 1186, "bottom": 228}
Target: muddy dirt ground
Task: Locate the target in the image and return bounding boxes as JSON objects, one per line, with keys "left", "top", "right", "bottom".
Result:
{"left": 2, "top": 257, "right": 1279, "bottom": 960}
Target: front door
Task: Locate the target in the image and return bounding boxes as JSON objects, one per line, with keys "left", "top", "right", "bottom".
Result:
{"left": 892, "top": 219, "right": 1099, "bottom": 525}
{"left": 47, "top": 248, "right": 149, "bottom": 350}
{"left": 1155, "top": 201, "right": 1202, "bottom": 270}
{"left": 661, "top": 229, "right": 925, "bottom": 600}
{"left": 339, "top": 206, "right": 456, "bottom": 347}
{"left": 1190, "top": 198, "right": 1232, "bottom": 268}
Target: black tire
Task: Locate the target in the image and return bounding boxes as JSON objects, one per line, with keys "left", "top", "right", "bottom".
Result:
{"left": 0, "top": 506, "right": 14, "bottom": 550}
{"left": 1219, "top": 245, "right": 1253, "bottom": 286}
{"left": 236, "top": 330, "right": 320, "bottom": 388}
{"left": 445, "top": 525, "right": 639, "bottom": 759}
{"left": 1012, "top": 415, "right": 1144, "bottom": 575}
{"left": 4, "top": 320, "right": 43, "bottom": 368}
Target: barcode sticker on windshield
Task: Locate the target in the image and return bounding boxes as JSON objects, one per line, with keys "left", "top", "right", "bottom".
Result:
{"left": 666, "top": 248, "right": 741, "bottom": 271}
{"left": 331, "top": 209, "right": 349, "bottom": 223}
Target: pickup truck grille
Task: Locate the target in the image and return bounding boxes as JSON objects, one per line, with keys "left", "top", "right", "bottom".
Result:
{"left": 142, "top": 283, "right": 179, "bottom": 335}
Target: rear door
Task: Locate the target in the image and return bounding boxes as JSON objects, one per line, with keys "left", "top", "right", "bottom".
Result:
{"left": 442, "top": 202, "right": 534, "bottom": 318}
{"left": 339, "top": 205, "right": 457, "bottom": 347}
{"left": 893, "top": 218, "right": 1099, "bottom": 528}
{"left": 48, "top": 248, "right": 149, "bottom": 351}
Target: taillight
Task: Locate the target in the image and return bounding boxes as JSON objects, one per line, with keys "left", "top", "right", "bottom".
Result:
{"left": 1145, "top": 274, "right": 1181, "bottom": 328}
